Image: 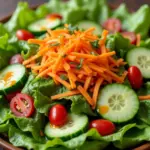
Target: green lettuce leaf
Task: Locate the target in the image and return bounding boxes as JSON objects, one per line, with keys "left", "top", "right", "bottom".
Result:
{"left": 0, "top": 23, "right": 8, "bottom": 36}
{"left": 138, "top": 82, "right": 150, "bottom": 96}
{"left": 97, "top": 0, "right": 110, "bottom": 24}
{"left": 106, "top": 33, "right": 135, "bottom": 58}
{"left": 5, "top": 2, "right": 36, "bottom": 32}
{"left": 9, "top": 125, "right": 43, "bottom": 150}
{"left": 35, "top": 4, "right": 52, "bottom": 19}
{"left": 123, "top": 5, "right": 150, "bottom": 38}
{"left": 69, "top": 95, "right": 96, "bottom": 116}
{"left": 19, "top": 41, "right": 38, "bottom": 60}
{"left": 114, "top": 125, "right": 150, "bottom": 149}
{"left": 22, "top": 76, "right": 59, "bottom": 97}
{"left": 0, "top": 121, "right": 9, "bottom": 133}
{"left": 14, "top": 112, "right": 45, "bottom": 142}
{"left": 112, "top": 3, "right": 129, "bottom": 21}
{"left": 34, "top": 91, "right": 51, "bottom": 114}
{"left": 8, "top": 123, "right": 142, "bottom": 150}
{"left": 137, "top": 100, "right": 150, "bottom": 125}
{"left": 0, "top": 96, "right": 13, "bottom": 124}
{"left": 140, "top": 38, "right": 150, "bottom": 48}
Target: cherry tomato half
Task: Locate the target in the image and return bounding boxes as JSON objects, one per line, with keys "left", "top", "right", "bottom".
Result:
{"left": 16, "top": 29, "right": 34, "bottom": 41}
{"left": 128, "top": 66, "right": 143, "bottom": 89}
{"left": 49, "top": 104, "right": 68, "bottom": 126}
{"left": 6, "top": 90, "right": 21, "bottom": 102}
{"left": 102, "top": 18, "right": 122, "bottom": 33}
{"left": 9, "top": 54, "right": 24, "bottom": 64}
{"left": 121, "top": 32, "right": 137, "bottom": 45}
{"left": 89, "top": 119, "right": 116, "bottom": 136}
{"left": 10, "top": 93, "right": 35, "bottom": 117}
{"left": 46, "top": 13, "right": 63, "bottom": 20}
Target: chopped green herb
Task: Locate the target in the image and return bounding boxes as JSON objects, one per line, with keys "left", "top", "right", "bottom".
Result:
{"left": 68, "top": 24, "right": 79, "bottom": 34}
{"left": 77, "top": 58, "right": 84, "bottom": 69}
{"left": 50, "top": 43, "right": 60, "bottom": 46}
{"left": 60, "top": 74, "right": 68, "bottom": 80}
{"left": 90, "top": 40, "right": 99, "bottom": 49}
{"left": 90, "top": 51, "right": 98, "bottom": 56}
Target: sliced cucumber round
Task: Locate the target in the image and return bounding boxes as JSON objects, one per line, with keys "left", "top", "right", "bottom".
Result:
{"left": 0, "top": 64, "right": 27, "bottom": 94}
{"left": 28, "top": 18, "right": 62, "bottom": 35}
{"left": 76, "top": 20, "right": 102, "bottom": 35}
{"left": 44, "top": 113, "right": 88, "bottom": 141}
{"left": 97, "top": 83, "right": 139, "bottom": 123}
{"left": 126, "top": 47, "right": 150, "bottom": 79}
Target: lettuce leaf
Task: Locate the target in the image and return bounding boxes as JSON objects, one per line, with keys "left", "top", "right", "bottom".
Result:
{"left": 0, "top": 23, "right": 8, "bottom": 36}
{"left": 5, "top": 2, "right": 36, "bottom": 32}
{"left": 137, "top": 100, "right": 150, "bottom": 125}
{"left": 19, "top": 41, "right": 39, "bottom": 60}
{"left": 9, "top": 125, "right": 43, "bottom": 150}
{"left": 122, "top": 5, "right": 150, "bottom": 38}
{"left": 14, "top": 112, "right": 45, "bottom": 142}
{"left": 111, "top": 3, "right": 129, "bottom": 21}
{"left": 114, "top": 125, "right": 150, "bottom": 149}
{"left": 106, "top": 33, "right": 135, "bottom": 58}
{"left": 0, "top": 35, "right": 18, "bottom": 69}
{"left": 8, "top": 123, "right": 143, "bottom": 150}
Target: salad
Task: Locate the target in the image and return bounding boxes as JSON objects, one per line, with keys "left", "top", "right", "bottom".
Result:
{"left": 0, "top": 0, "right": 150, "bottom": 150}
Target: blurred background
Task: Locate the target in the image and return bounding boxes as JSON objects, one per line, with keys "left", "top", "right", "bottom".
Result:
{"left": 0, "top": 0, "right": 150, "bottom": 19}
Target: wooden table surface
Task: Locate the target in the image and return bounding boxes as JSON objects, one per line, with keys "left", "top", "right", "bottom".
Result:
{"left": 0, "top": 0, "right": 150, "bottom": 19}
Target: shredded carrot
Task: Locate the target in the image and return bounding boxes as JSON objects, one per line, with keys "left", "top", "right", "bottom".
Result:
{"left": 84, "top": 76, "right": 92, "bottom": 91}
{"left": 51, "top": 90, "right": 80, "bottom": 100}
{"left": 93, "top": 78, "right": 104, "bottom": 108}
{"left": 136, "top": 34, "right": 141, "bottom": 46}
{"left": 139, "top": 95, "right": 150, "bottom": 100}
{"left": 23, "top": 26, "right": 127, "bottom": 106}
{"left": 77, "top": 85, "right": 94, "bottom": 106}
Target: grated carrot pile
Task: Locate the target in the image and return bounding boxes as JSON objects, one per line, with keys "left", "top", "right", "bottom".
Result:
{"left": 23, "top": 25, "right": 127, "bottom": 108}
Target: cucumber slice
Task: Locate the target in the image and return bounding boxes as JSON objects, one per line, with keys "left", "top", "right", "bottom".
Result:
{"left": 126, "top": 47, "right": 150, "bottom": 79}
{"left": 0, "top": 64, "right": 27, "bottom": 94}
{"left": 44, "top": 113, "right": 88, "bottom": 141}
{"left": 97, "top": 83, "right": 139, "bottom": 123}
{"left": 28, "top": 19, "right": 61, "bottom": 35}
{"left": 76, "top": 20, "right": 102, "bottom": 35}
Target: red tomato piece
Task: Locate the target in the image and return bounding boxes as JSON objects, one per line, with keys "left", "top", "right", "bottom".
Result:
{"left": 46, "top": 13, "right": 63, "bottom": 20}
{"left": 103, "top": 18, "right": 122, "bottom": 33}
{"left": 128, "top": 66, "right": 143, "bottom": 89}
{"left": 89, "top": 119, "right": 116, "bottom": 136}
{"left": 10, "top": 93, "right": 35, "bottom": 117}
{"left": 16, "top": 29, "right": 34, "bottom": 41}
{"left": 9, "top": 54, "right": 24, "bottom": 64}
{"left": 121, "top": 32, "right": 137, "bottom": 44}
{"left": 6, "top": 90, "right": 21, "bottom": 102}
{"left": 49, "top": 104, "right": 68, "bottom": 126}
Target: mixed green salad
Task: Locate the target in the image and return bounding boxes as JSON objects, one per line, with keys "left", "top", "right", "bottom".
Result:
{"left": 0, "top": 0, "right": 150, "bottom": 150}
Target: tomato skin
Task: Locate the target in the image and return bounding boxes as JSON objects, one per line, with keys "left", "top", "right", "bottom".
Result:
{"left": 103, "top": 18, "right": 122, "bottom": 33}
{"left": 49, "top": 104, "right": 68, "bottom": 126}
{"left": 128, "top": 66, "right": 143, "bottom": 89}
{"left": 9, "top": 54, "right": 24, "bottom": 64}
{"left": 46, "top": 13, "right": 63, "bottom": 20}
{"left": 6, "top": 90, "right": 21, "bottom": 102}
{"left": 121, "top": 32, "right": 137, "bottom": 44}
{"left": 16, "top": 29, "right": 34, "bottom": 41}
{"left": 89, "top": 119, "right": 116, "bottom": 136}
{"left": 10, "top": 93, "right": 35, "bottom": 117}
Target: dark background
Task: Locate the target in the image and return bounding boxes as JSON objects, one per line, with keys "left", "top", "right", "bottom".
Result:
{"left": 0, "top": 0, "right": 150, "bottom": 19}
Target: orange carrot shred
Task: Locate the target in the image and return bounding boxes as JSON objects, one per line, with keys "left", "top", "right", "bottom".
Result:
{"left": 77, "top": 85, "right": 94, "bottom": 106}
{"left": 51, "top": 90, "right": 80, "bottom": 100}
{"left": 139, "top": 95, "right": 150, "bottom": 100}
{"left": 23, "top": 26, "right": 127, "bottom": 106}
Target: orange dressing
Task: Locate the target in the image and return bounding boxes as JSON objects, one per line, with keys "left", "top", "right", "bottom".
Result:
{"left": 99, "top": 105, "right": 109, "bottom": 114}
{"left": 3, "top": 72, "right": 13, "bottom": 82}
